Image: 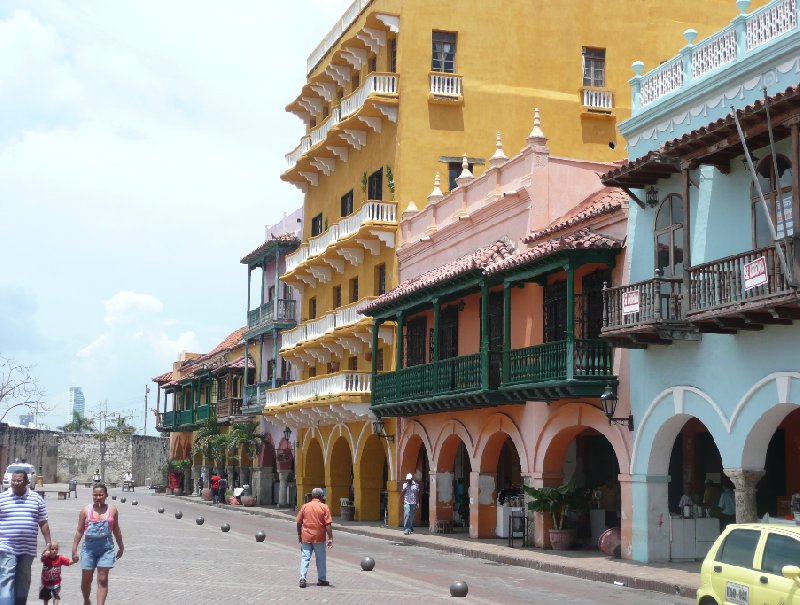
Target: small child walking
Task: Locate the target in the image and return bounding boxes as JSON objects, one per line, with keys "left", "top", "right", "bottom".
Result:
{"left": 40, "top": 541, "right": 73, "bottom": 605}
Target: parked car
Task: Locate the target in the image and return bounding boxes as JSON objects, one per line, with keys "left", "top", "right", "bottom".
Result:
{"left": 2, "top": 462, "right": 37, "bottom": 489}
{"left": 697, "top": 522, "right": 800, "bottom": 605}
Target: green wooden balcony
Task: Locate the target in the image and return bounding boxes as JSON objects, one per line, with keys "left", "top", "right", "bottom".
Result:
{"left": 246, "top": 299, "right": 297, "bottom": 337}
{"left": 372, "top": 339, "right": 614, "bottom": 416}
{"left": 195, "top": 404, "right": 211, "bottom": 422}
{"left": 159, "top": 410, "right": 176, "bottom": 431}
{"left": 177, "top": 409, "right": 194, "bottom": 425}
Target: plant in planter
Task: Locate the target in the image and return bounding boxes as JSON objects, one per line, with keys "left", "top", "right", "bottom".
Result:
{"left": 523, "top": 476, "right": 580, "bottom": 550}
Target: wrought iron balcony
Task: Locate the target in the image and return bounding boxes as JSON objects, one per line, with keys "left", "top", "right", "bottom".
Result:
{"left": 601, "top": 275, "right": 696, "bottom": 347}
{"left": 371, "top": 340, "right": 614, "bottom": 416}
{"left": 686, "top": 242, "right": 800, "bottom": 331}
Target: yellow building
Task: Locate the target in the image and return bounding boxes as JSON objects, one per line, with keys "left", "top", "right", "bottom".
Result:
{"left": 271, "top": 0, "right": 764, "bottom": 525}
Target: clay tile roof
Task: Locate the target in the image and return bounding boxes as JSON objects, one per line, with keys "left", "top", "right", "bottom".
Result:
{"left": 206, "top": 326, "right": 247, "bottom": 356}
{"left": 486, "top": 228, "right": 622, "bottom": 275}
{"left": 240, "top": 233, "right": 300, "bottom": 265}
{"left": 359, "top": 238, "right": 516, "bottom": 314}
{"left": 524, "top": 188, "right": 627, "bottom": 245}
{"left": 152, "top": 371, "right": 173, "bottom": 383}
{"left": 223, "top": 355, "right": 255, "bottom": 370}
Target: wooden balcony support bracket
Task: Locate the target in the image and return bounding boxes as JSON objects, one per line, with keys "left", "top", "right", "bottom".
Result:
{"left": 358, "top": 115, "right": 382, "bottom": 133}
{"left": 321, "top": 256, "right": 345, "bottom": 273}
{"left": 308, "top": 265, "right": 332, "bottom": 283}
{"left": 337, "top": 336, "right": 363, "bottom": 354}
{"left": 338, "top": 246, "right": 365, "bottom": 265}
{"left": 356, "top": 238, "right": 381, "bottom": 256}
{"left": 374, "top": 103, "right": 397, "bottom": 123}
{"left": 341, "top": 46, "right": 367, "bottom": 69}
{"left": 378, "top": 324, "right": 394, "bottom": 345}
{"left": 620, "top": 186, "right": 647, "bottom": 209}
{"left": 327, "top": 145, "right": 349, "bottom": 162}
{"left": 370, "top": 229, "right": 396, "bottom": 249}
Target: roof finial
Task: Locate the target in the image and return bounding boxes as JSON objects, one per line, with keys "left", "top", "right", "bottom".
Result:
{"left": 526, "top": 107, "right": 549, "bottom": 155}
{"left": 489, "top": 131, "right": 508, "bottom": 168}
{"left": 455, "top": 153, "right": 474, "bottom": 187}
{"left": 428, "top": 172, "right": 444, "bottom": 204}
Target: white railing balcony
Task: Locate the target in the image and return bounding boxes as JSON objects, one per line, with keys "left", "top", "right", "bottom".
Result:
{"left": 632, "top": 0, "right": 799, "bottom": 112}
{"left": 430, "top": 72, "right": 463, "bottom": 97}
{"left": 309, "top": 224, "right": 340, "bottom": 258}
{"left": 339, "top": 201, "right": 398, "bottom": 240}
{"left": 264, "top": 371, "right": 372, "bottom": 407}
{"left": 305, "top": 313, "right": 336, "bottom": 341}
{"left": 333, "top": 297, "right": 375, "bottom": 329}
{"left": 582, "top": 87, "right": 614, "bottom": 110}
{"left": 306, "top": 0, "right": 372, "bottom": 74}
{"left": 281, "top": 324, "right": 307, "bottom": 351}
{"left": 285, "top": 244, "right": 310, "bottom": 274}
{"left": 341, "top": 73, "right": 399, "bottom": 118}
{"left": 310, "top": 107, "right": 340, "bottom": 148}
{"left": 285, "top": 137, "right": 311, "bottom": 169}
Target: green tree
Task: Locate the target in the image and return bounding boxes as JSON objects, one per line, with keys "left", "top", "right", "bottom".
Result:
{"left": 191, "top": 417, "right": 220, "bottom": 466}
{"left": 104, "top": 416, "right": 136, "bottom": 436}
{"left": 58, "top": 410, "right": 96, "bottom": 433}
{"left": 227, "top": 421, "right": 262, "bottom": 464}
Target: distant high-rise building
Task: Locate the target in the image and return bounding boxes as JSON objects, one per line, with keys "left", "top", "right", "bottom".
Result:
{"left": 18, "top": 413, "right": 34, "bottom": 426}
{"left": 69, "top": 387, "right": 85, "bottom": 417}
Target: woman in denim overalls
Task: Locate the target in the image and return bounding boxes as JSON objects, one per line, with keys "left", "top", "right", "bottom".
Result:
{"left": 71, "top": 483, "right": 124, "bottom": 605}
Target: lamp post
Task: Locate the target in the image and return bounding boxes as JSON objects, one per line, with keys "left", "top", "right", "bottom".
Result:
{"left": 599, "top": 384, "right": 634, "bottom": 431}
{"left": 372, "top": 416, "right": 394, "bottom": 442}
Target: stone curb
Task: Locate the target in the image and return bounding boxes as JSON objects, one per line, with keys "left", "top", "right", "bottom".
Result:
{"left": 171, "top": 495, "right": 695, "bottom": 598}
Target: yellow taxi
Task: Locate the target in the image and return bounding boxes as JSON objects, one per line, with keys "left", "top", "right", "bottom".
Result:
{"left": 697, "top": 522, "right": 800, "bottom": 605}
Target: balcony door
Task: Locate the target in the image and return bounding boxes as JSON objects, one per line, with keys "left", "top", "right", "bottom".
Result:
{"left": 439, "top": 305, "right": 459, "bottom": 359}
{"left": 654, "top": 194, "right": 684, "bottom": 278}
{"left": 577, "top": 269, "right": 611, "bottom": 340}
{"left": 368, "top": 168, "right": 383, "bottom": 201}
{"left": 543, "top": 281, "right": 568, "bottom": 342}
{"left": 406, "top": 316, "right": 427, "bottom": 367}
{"left": 752, "top": 154, "right": 793, "bottom": 247}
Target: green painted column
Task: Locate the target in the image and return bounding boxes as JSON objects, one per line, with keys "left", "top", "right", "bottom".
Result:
{"left": 394, "top": 312, "right": 404, "bottom": 371}
{"left": 566, "top": 262, "right": 575, "bottom": 381}
{"left": 480, "top": 280, "right": 490, "bottom": 390}
{"left": 272, "top": 328, "right": 279, "bottom": 389}
{"left": 274, "top": 247, "right": 281, "bottom": 319}
{"left": 503, "top": 281, "right": 512, "bottom": 385}
{"left": 260, "top": 258, "right": 266, "bottom": 306}
{"left": 246, "top": 267, "right": 252, "bottom": 326}
{"left": 432, "top": 298, "right": 440, "bottom": 393}
{"left": 243, "top": 339, "right": 249, "bottom": 407}
{"left": 259, "top": 333, "right": 264, "bottom": 384}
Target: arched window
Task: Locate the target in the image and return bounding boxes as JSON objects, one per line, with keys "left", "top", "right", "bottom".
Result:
{"left": 654, "top": 194, "right": 684, "bottom": 278}
{"left": 751, "top": 155, "right": 793, "bottom": 248}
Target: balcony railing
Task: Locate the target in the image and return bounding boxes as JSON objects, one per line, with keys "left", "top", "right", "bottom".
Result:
{"left": 248, "top": 299, "right": 297, "bottom": 330}
{"left": 602, "top": 276, "right": 684, "bottom": 332}
{"left": 582, "top": 87, "right": 614, "bottom": 110}
{"left": 177, "top": 409, "right": 193, "bottom": 425}
{"left": 430, "top": 73, "right": 462, "bottom": 97}
{"left": 306, "top": 0, "right": 372, "bottom": 74}
{"left": 216, "top": 397, "right": 242, "bottom": 418}
{"left": 263, "top": 371, "right": 371, "bottom": 407}
{"left": 310, "top": 107, "right": 341, "bottom": 148}
{"left": 341, "top": 73, "right": 399, "bottom": 118}
{"left": 280, "top": 297, "right": 375, "bottom": 351}
{"left": 195, "top": 405, "right": 211, "bottom": 422}
{"left": 161, "top": 410, "right": 176, "bottom": 429}
{"left": 284, "top": 201, "right": 398, "bottom": 275}
{"left": 373, "top": 340, "right": 613, "bottom": 406}
{"left": 633, "top": 0, "right": 798, "bottom": 111}
{"left": 687, "top": 243, "right": 794, "bottom": 314}
{"left": 286, "top": 137, "right": 311, "bottom": 169}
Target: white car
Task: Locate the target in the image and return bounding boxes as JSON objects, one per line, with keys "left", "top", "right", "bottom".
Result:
{"left": 2, "top": 462, "right": 37, "bottom": 489}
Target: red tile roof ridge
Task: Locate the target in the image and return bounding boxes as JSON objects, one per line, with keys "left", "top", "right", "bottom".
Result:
{"left": 359, "top": 237, "right": 516, "bottom": 314}
{"left": 524, "top": 188, "right": 627, "bottom": 244}
{"left": 152, "top": 370, "right": 173, "bottom": 383}
{"left": 240, "top": 233, "right": 300, "bottom": 264}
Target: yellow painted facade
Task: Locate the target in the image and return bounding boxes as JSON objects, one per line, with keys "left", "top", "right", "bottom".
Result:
{"left": 275, "top": 0, "right": 767, "bottom": 525}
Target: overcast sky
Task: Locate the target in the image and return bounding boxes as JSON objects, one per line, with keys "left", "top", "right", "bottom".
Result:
{"left": 0, "top": 0, "right": 351, "bottom": 431}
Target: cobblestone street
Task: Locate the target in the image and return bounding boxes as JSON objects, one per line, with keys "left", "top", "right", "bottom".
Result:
{"left": 31, "top": 488, "right": 696, "bottom": 604}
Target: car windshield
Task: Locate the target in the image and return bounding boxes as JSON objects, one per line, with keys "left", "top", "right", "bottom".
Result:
{"left": 7, "top": 465, "right": 32, "bottom": 474}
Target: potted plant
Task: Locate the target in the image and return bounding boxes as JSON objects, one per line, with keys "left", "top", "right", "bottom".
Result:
{"left": 523, "top": 476, "right": 580, "bottom": 550}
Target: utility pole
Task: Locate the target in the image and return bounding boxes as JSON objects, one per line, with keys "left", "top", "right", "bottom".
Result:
{"left": 144, "top": 385, "right": 150, "bottom": 437}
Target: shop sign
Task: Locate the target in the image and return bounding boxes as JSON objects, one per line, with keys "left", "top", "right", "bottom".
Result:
{"left": 743, "top": 256, "right": 768, "bottom": 291}
{"left": 622, "top": 290, "right": 640, "bottom": 315}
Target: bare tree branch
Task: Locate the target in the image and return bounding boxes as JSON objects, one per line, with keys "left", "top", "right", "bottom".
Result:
{"left": 0, "top": 354, "right": 50, "bottom": 424}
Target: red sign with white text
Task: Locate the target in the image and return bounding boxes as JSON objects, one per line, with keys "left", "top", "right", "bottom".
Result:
{"left": 622, "top": 290, "right": 640, "bottom": 315}
{"left": 743, "top": 256, "right": 768, "bottom": 291}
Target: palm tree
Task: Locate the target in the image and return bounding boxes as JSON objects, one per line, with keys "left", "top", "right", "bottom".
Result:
{"left": 191, "top": 417, "right": 220, "bottom": 468}
{"left": 58, "top": 410, "right": 96, "bottom": 433}
{"left": 227, "top": 421, "right": 262, "bottom": 486}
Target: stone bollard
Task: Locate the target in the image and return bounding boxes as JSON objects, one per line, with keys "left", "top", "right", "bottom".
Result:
{"left": 255, "top": 531, "right": 266, "bottom": 542}
{"left": 360, "top": 557, "right": 375, "bottom": 571}
{"left": 131, "top": 500, "right": 138, "bottom": 506}
{"left": 221, "top": 523, "right": 230, "bottom": 532}
{"left": 158, "top": 507, "right": 164, "bottom": 513}
{"left": 450, "top": 581, "right": 468, "bottom": 597}
{"left": 120, "top": 497, "right": 126, "bottom": 504}
{"left": 196, "top": 517, "right": 204, "bottom": 525}
{"left": 175, "top": 511, "right": 183, "bottom": 519}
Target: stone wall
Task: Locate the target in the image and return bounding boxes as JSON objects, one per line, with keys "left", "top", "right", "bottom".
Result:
{"left": 0, "top": 424, "right": 167, "bottom": 486}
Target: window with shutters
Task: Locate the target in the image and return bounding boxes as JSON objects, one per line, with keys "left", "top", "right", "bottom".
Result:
{"left": 582, "top": 47, "right": 606, "bottom": 87}
{"left": 432, "top": 31, "right": 457, "bottom": 73}
{"left": 406, "top": 317, "right": 427, "bottom": 367}
{"left": 543, "top": 281, "right": 568, "bottom": 342}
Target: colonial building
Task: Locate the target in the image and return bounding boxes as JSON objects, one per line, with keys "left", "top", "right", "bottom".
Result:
{"left": 267, "top": 0, "right": 766, "bottom": 525}
{"left": 361, "top": 112, "right": 631, "bottom": 550}
{"left": 601, "top": 0, "right": 800, "bottom": 562}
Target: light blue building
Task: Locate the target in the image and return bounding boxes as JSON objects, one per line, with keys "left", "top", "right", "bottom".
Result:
{"left": 602, "top": 0, "right": 800, "bottom": 562}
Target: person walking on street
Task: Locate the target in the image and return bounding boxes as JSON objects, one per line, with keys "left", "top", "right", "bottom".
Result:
{"left": 39, "top": 541, "right": 73, "bottom": 605}
{"left": 72, "top": 483, "right": 124, "bottom": 605}
{"left": 210, "top": 472, "right": 221, "bottom": 504}
{"left": 402, "top": 473, "right": 419, "bottom": 535}
{"left": 295, "top": 487, "right": 333, "bottom": 588}
{"left": 218, "top": 475, "right": 228, "bottom": 505}
{"left": 0, "top": 471, "right": 52, "bottom": 605}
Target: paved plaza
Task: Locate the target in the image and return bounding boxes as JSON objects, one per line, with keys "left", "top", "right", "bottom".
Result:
{"left": 27, "top": 486, "right": 698, "bottom": 604}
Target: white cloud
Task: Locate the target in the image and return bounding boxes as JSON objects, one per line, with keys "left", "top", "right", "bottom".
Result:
{"left": 103, "top": 291, "right": 163, "bottom": 325}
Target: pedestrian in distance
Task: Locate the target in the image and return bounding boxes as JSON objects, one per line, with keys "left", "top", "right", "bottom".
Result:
{"left": 210, "top": 472, "right": 221, "bottom": 504}
{"left": 0, "top": 470, "right": 53, "bottom": 605}
{"left": 39, "top": 541, "right": 73, "bottom": 605}
{"left": 402, "top": 473, "right": 419, "bottom": 535}
{"left": 72, "top": 483, "right": 124, "bottom": 605}
{"left": 296, "top": 487, "right": 333, "bottom": 588}
{"left": 218, "top": 475, "right": 228, "bottom": 505}
{"left": 92, "top": 470, "right": 101, "bottom": 486}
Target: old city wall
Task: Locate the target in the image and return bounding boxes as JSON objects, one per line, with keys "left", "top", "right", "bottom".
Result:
{"left": 0, "top": 424, "right": 167, "bottom": 486}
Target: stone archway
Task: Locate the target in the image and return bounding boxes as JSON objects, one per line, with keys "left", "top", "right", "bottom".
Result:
{"left": 355, "top": 434, "right": 387, "bottom": 521}
{"left": 434, "top": 431, "right": 474, "bottom": 534}
{"left": 327, "top": 436, "right": 353, "bottom": 516}
{"left": 399, "top": 432, "right": 431, "bottom": 528}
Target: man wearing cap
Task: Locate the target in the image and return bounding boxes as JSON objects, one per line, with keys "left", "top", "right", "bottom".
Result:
{"left": 295, "top": 487, "right": 333, "bottom": 588}
{"left": 402, "top": 473, "right": 419, "bottom": 535}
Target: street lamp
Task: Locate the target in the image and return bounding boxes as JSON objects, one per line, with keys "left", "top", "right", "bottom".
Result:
{"left": 372, "top": 416, "right": 394, "bottom": 442}
{"left": 599, "top": 383, "right": 634, "bottom": 431}
{"left": 283, "top": 427, "right": 292, "bottom": 443}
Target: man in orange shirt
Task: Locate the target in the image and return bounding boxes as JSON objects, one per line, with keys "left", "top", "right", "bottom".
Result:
{"left": 295, "top": 487, "right": 333, "bottom": 588}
